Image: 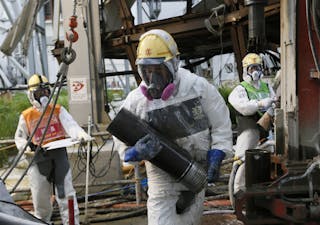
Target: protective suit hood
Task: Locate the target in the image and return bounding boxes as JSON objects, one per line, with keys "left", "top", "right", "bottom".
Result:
{"left": 172, "top": 68, "right": 198, "bottom": 97}
{"left": 116, "top": 64, "right": 233, "bottom": 225}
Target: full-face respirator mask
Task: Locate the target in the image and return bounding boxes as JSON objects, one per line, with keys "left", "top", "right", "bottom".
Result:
{"left": 247, "top": 64, "right": 263, "bottom": 81}
{"left": 138, "top": 60, "right": 175, "bottom": 101}
{"left": 33, "top": 86, "right": 50, "bottom": 107}
{"left": 27, "top": 75, "right": 51, "bottom": 110}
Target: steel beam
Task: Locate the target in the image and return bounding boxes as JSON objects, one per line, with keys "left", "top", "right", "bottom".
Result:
{"left": 102, "top": 2, "right": 280, "bottom": 63}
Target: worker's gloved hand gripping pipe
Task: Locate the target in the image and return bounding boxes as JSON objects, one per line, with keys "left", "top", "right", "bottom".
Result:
{"left": 124, "top": 134, "right": 162, "bottom": 162}
{"left": 107, "top": 108, "right": 207, "bottom": 194}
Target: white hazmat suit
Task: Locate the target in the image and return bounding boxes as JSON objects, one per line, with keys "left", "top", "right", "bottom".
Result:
{"left": 228, "top": 67, "right": 276, "bottom": 194}
{"left": 116, "top": 67, "right": 233, "bottom": 225}
{"left": 15, "top": 104, "right": 90, "bottom": 225}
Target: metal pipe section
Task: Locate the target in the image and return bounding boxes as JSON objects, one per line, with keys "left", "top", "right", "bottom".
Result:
{"left": 245, "top": 149, "right": 270, "bottom": 215}
{"left": 107, "top": 108, "right": 207, "bottom": 193}
{"left": 245, "top": 149, "right": 271, "bottom": 187}
{"left": 245, "top": 0, "right": 267, "bottom": 51}
{"left": 37, "top": 7, "right": 49, "bottom": 77}
{"left": 7, "top": 56, "right": 30, "bottom": 79}
{"left": 0, "top": 0, "right": 14, "bottom": 24}
{"left": 278, "top": 160, "right": 320, "bottom": 196}
{"left": 134, "top": 164, "right": 142, "bottom": 205}
{"left": 84, "top": 115, "right": 92, "bottom": 224}
{"left": 137, "top": 0, "right": 143, "bottom": 24}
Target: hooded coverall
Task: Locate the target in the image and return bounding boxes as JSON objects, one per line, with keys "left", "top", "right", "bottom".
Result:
{"left": 115, "top": 68, "right": 233, "bottom": 225}
{"left": 228, "top": 77, "right": 276, "bottom": 193}
{"left": 15, "top": 104, "right": 86, "bottom": 225}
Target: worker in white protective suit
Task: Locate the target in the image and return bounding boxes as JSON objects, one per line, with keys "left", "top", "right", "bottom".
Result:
{"left": 228, "top": 53, "right": 276, "bottom": 194}
{"left": 114, "top": 29, "right": 233, "bottom": 225}
{"left": 15, "top": 74, "right": 92, "bottom": 225}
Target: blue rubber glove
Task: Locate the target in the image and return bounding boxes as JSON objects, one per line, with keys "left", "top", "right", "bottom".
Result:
{"left": 124, "top": 147, "right": 141, "bottom": 162}
{"left": 124, "top": 134, "right": 162, "bottom": 162}
{"left": 207, "top": 149, "right": 226, "bottom": 183}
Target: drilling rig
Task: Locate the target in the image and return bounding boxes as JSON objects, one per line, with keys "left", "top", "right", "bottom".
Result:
{"left": 59, "top": 1, "right": 320, "bottom": 223}
{"left": 233, "top": 1, "right": 320, "bottom": 224}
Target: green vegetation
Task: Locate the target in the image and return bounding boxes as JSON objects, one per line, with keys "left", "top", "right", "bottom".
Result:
{"left": 56, "top": 88, "right": 69, "bottom": 110}
{"left": 107, "top": 89, "right": 125, "bottom": 102}
{"left": 0, "top": 89, "right": 69, "bottom": 139}
{"left": 0, "top": 90, "right": 69, "bottom": 167}
{"left": 0, "top": 92, "right": 30, "bottom": 139}
{"left": 218, "top": 85, "right": 237, "bottom": 125}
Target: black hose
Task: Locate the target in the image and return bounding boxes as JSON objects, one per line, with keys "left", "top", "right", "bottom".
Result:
{"left": 89, "top": 207, "right": 147, "bottom": 223}
{"left": 306, "top": 0, "right": 320, "bottom": 72}
{"left": 77, "top": 178, "right": 148, "bottom": 202}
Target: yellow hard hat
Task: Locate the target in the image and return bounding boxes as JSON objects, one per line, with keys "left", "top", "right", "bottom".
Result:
{"left": 136, "top": 29, "right": 180, "bottom": 64}
{"left": 242, "top": 53, "right": 262, "bottom": 69}
{"left": 28, "top": 74, "right": 49, "bottom": 91}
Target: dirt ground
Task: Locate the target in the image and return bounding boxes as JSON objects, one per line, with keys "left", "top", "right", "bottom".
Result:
{"left": 18, "top": 192, "right": 244, "bottom": 225}
{"left": 14, "top": 155, "right": 239, "bottom": 225}
{"left": 89, "top": 214, "right": 243, "bottom": 225}
{"left": 202, "top": 214, "right": 244, "bottom": 225}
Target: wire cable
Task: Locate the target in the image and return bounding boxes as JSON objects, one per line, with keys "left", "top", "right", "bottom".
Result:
{"left": 306, "top": 0, "right": 320, "bottom": 72}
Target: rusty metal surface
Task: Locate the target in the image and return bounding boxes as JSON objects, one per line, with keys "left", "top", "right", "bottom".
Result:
{"left": 234, "top": 165, "right": 320, "bottom": 224}
{"left": 230, "top": 24, "right": 246, "bottom": 81}
{"left": 101, "top": 2, "right": 280, "bottom": 64}
{"left": 297, "top": 0, "right": 320, "bottom": 158}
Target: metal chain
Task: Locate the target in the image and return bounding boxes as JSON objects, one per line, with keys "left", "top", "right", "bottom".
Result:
{"left": 73, "top": 0, "right": 77, "bottom": 16}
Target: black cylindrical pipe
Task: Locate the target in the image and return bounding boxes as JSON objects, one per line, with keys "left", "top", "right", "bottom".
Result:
{"left": 245, "top": 0, "right": 268, "bottom": 51}
{"left": 107, "top": 108, "right": 207, "bottom": 193}
{"left": 245, "top": 149, "right": 271, "bottom": 187}
{"left": 245, "top": 149, "right": 271, "bottom": 215}
{"left": 248, "top": 4, "right": 265, "bottom": 40}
